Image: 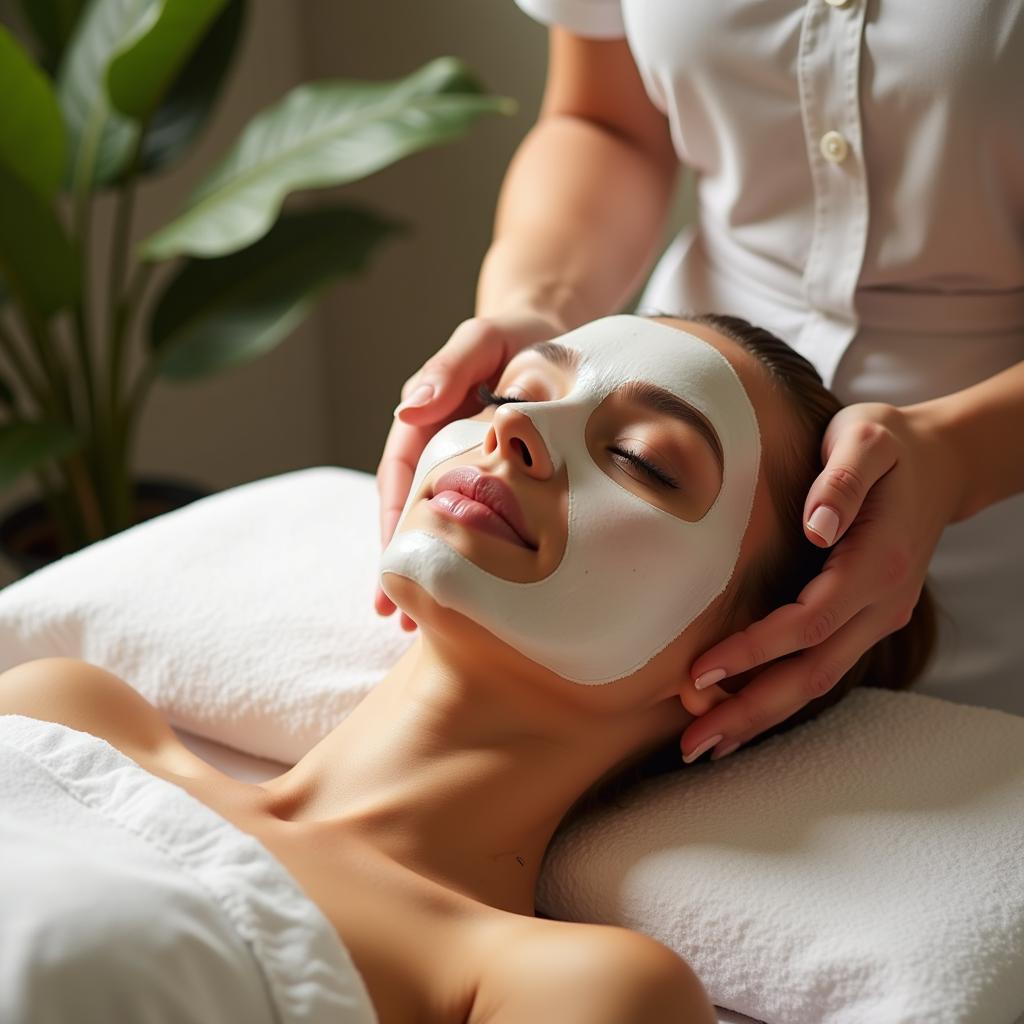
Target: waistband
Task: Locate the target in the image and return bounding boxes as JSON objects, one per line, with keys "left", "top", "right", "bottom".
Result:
{"left": 699, "top": 219, "right": 1024, "bottom": 334}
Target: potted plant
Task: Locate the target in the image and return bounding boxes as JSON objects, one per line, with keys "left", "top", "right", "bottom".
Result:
{"left": 0, "top": 0, "right": 514, "bottom": 576}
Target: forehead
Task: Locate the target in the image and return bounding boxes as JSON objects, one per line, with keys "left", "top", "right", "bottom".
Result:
{"left": 527, "top": 315, "right": 753, "bottom": 427}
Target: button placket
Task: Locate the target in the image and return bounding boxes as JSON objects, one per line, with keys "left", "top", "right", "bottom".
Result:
{"left": 795, "top": 0, "right": 870, "bottom": 385}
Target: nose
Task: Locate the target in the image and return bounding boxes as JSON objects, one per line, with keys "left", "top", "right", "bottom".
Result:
{"left": 484, "top": 405, "right": 555, "bottom": 479}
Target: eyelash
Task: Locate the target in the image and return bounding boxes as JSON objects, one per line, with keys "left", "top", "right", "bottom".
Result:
{"left": 476, "top": 383, "right": 680, "bottom": 490}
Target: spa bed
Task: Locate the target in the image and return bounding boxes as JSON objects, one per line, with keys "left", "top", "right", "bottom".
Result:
{"left": 1, "top": 467, "right": 1021, "bottom": 1023}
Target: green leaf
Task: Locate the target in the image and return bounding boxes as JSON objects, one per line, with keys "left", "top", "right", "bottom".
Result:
{"left": 57, "top": 0, "right": 154, "bottom": 189}
{"left": 17, "top": 0, "right": 87, "bottom": 72}
{"left": 106, "top": 0, "right": 226, "bottom": 121}
{"left": 0, "top": 419, "right": 82, "bottom": 489}
{"left": 0, "top": 25, "right": 66, "bottom": 199}
{"left": 139, "top": 0, "right": 246, "bottom": 173}
{"left": 143, "top": 56, "right": 516, "bottom": 260}
{"left": 150, "top": 203, "right": 405, "bottom": 379}
{"left": 0, "top": 163, "right": 79, "bottom": 316}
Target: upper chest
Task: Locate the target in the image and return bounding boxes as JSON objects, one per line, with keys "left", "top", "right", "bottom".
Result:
{"left": 621, "top": 0, "right": 1023, "bottom": 135}
{"left": 137, "top": 748, "right": 504, "bottom": 1024}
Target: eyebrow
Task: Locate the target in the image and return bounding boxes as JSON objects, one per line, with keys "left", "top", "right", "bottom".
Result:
{"left": 522, "top": 341, "right": 725, "bottom": 473}
{"left": 524, "top": 340, "right": 581, "bottom": 372}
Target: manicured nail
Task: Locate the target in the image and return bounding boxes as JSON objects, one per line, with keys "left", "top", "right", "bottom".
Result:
{"left": 393, "top": 383, "right": 436, "bottom": 416}
{"left": 806, "top": 505, "right": 839, "bottom": 545}
{"left": 682, "top": 734, "right": 723, "bottom": 764}
{"left": 710, "top": 739, "right": 741, "bottom": 761}
{"left": 694, "top": 667, "right": 727, "bottom": 691}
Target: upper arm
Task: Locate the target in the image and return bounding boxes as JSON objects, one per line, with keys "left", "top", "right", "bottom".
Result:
{"left": 0, "top": 657, "right": 181, "bottom": 764}
{"left": 541, "top": 27, "right": 677, "bottom": 174}
{"left": 473, "top": 922, "right": 716, "bottom": 1024}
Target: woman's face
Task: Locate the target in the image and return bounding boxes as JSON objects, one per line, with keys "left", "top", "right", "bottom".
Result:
{"left": 381, "top": 315, "right": 785, "bottom": 696}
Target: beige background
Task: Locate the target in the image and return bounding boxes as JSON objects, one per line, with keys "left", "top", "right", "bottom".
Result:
{"left": 0, "top": 1, "right": 694, "bottom": 585}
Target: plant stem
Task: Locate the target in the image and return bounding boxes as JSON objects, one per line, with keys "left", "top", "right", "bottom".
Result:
{"left": 108, "top": 170, "right": 139, "bottom": 404}
{"left": 109, "top": 260, "right": 157, "bottom": 530}
{"left": 58, "top": 450, "right": 105, "bottom": 542}
{"left": 0, "top": 316, "right": 54, "bottom": 413}
{"left": 23, "top": 310, "right": 74, "bottom": 423}
{"left": 71, "top": 178, "right": 99, "bottom": 436}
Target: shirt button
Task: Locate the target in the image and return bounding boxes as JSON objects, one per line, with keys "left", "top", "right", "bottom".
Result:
{"left": 820, "top": 130, "right": 849, "bottom": 164}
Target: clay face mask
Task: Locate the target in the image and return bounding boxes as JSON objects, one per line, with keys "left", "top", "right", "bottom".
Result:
{"left": 380, "top": 314, "right": 761, "bottom": 684}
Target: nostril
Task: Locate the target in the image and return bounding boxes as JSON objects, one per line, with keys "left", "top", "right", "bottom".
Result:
{"left": 513, "top": 438, "right": 533, "bottom": 467}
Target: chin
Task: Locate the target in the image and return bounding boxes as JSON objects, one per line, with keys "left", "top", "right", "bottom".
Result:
{"left": 378, "top": 572, "right": 557, "bottom": 680}
{"left": 380, "top": 573, "right": 476, "bottom": 637}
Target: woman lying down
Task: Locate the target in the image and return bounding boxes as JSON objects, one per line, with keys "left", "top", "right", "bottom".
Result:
{"left": 0, "top": 313, "right": 934, "bottom": 1024}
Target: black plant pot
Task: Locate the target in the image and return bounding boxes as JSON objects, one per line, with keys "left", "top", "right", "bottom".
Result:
{"left": 0, "top": 477, "right": 211, "bottom": 579}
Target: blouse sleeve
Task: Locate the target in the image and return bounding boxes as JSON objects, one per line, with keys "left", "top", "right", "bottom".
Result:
{"left": 513, "top": 0, "right": 626, "bottom": 39}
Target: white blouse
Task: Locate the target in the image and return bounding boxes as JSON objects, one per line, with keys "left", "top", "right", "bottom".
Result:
{"left": 513, "top": 0, "right": 1024, "bottom": 713}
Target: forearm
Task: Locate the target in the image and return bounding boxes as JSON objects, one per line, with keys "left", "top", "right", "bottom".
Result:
{"left": 475, "top": 113, "right": 677, "bottom": 331}
{"left": 912, "top": 357, "right": 1024, "bottom": 521}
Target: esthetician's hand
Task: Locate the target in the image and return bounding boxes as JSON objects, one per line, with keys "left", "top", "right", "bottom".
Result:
{"left": 375, "top": 310, "right": 567, "bottom": 631}
{"left": 678, "top": 400, "right": 967, "bottom": 764}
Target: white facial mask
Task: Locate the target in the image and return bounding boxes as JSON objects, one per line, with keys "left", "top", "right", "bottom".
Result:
{"left": 380, "top": 314, "right": 761, "bottom": 684}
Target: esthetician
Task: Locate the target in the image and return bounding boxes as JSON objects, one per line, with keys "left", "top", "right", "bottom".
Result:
{"left": 375, "top": 1, "right": 1024, "bottom": 762}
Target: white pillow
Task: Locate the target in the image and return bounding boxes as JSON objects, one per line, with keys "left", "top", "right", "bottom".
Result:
{"left": 0, "top": 468, "right": 414, "bottom": 763}
{"left": 1, "top": 467, "right": 1021, "bottom": 1023}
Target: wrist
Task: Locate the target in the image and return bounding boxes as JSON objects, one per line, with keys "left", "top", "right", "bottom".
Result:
{"left": 475, "top": 246, "right": 591, "bottom": 335}
{"left": 903, "top": 393, "right": 979, "bottom": 523}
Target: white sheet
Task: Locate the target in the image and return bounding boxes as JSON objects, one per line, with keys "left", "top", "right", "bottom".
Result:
{"left": 0, "top": 714, "right": 378, "bottom": 1024}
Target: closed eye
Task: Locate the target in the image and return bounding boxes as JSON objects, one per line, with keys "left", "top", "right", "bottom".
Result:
{"left": 607, "top": 445, "right": 679, "bottom": 489}
{"left": 477, "top": 383, "right": 527, "bottom": 407}
{"left": 476, "top": 384, "right": 679, "bottom": 489}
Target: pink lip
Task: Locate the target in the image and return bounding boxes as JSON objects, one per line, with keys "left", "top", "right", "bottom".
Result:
{"left": 428, "top": 467, "right": 537, "bottom": 550}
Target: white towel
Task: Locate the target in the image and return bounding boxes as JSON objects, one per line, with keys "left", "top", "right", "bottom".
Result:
{"left": 0, "top": 468, "right": 416, "bottom": 763}
{"left": 537, "top": 687, "right": 1024, "bottom": 1024}
{"left": 0, "top": 713, "right": 378, "bottom": 1024}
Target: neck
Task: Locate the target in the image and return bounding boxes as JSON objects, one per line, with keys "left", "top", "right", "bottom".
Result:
{"left": 259, "top": 630, "right": 690, "bottom": 917}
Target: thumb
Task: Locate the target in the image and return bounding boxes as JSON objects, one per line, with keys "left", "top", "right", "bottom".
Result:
{"left": 394, "top": 319, "right": 509, "bottom": 424}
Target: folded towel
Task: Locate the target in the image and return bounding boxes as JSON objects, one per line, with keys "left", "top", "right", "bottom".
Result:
{"left": 0, "top": 713, "right": 378, "bottom": 1024}
{"left": 537, "top": 687, "right": 1024, "bottom": 1024}
{"left": 0, "top": 468, "right": 416, "bottom": 763}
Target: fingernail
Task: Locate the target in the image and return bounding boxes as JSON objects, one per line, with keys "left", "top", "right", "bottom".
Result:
{"left": 806, "top": 505, "right": 839, "bottom": 545}
{"left": 682, "top": 733, "right": 723, "bottom": 764}
{"left": 693, "top": 667, "right": 727, "bottom": 691}
{"left": 393, "top": 383, "right": 436, "bottom": 416}
{"left": 710, "top": 739, "right": 741, "bottom": 761}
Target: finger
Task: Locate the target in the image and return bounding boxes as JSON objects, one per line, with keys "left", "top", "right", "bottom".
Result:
{"left": 395, "top": 320, "right": 509, "bottom": 423}
{"left": 376, "top": 415, "right": 441, "bottom": 547}
{"left": 680, "top": 602, "right": 894, "bottom": 762}
{"left": 375, "top": 584, "right": 396, "bottom": 617}
{"left": 804, "top": 419, "right": 898, "bottom": 547}
{"left": 401, "top": 612, "right": 418, "bottom": 631}
{"left": 690, "top": 534, "right": 883, "bottom": 683}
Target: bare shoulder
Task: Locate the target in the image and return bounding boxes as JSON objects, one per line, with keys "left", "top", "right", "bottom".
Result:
{"left": 470, "top": 915, "right": 716, "bottom": 1024}
{"left": 0, "top": 656, "right": 194, "bottom": 771}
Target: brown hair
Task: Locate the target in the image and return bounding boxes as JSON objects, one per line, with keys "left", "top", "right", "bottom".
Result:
{"left": 564, "top": 312, "right": 939, "bottom": 819}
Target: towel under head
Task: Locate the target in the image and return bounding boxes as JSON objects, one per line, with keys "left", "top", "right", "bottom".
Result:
{"left": 537, "top": 687, "right": 1024, "bottom": 1024}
